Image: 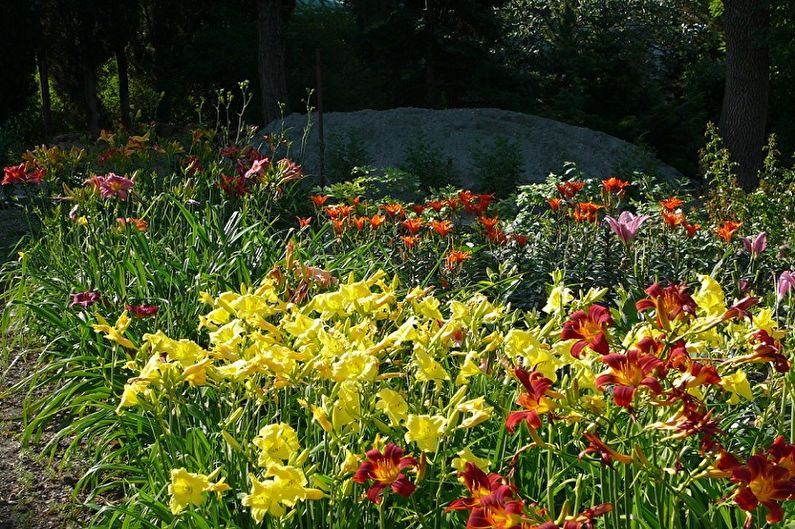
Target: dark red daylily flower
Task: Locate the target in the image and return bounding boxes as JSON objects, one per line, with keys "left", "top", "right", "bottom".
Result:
{"left": 721, "top": 296, "right": 759, "bottom": 322}
{"left": 561, "top": 304, "right": 613, "bottom": 358}
{"left": 636, "top": 283, "right": 697, "bottom": 331}
{"left": 69, "top": 290, "right": 101, "bottom": 308}
{"left": 125, "top": 304, "right": 159, "bottom": 318}
{"left": 466, "top": 486, "right": 529, "bottom": 529}
{"left": 445, "top": 463, "right": 512, "bottom": 513}
{"left": 731, "top": 454, "right": 795, "bottom": 525}
{"left": 768, "top": 436, "right": 795, "bottom": 477}
{"left": 656, "top": 393, "right": 722, "bottom": 453}
{"left": 506, "top": 368, "right": 559, "bottom": 432}
{"left": 352, "top": 444, "right": 417, "bottom": 504}
{"left": 596, "top": 348, "right": 665, "bottom": 408}
{"left": 511, "top": 234, "right": 529, "bottom": 247}
{"left": 578, "top": 432, "right": 631, "bottom": 465}
{"left": 410, "top": 204, "right": 425, "bottom": 215}
{"left": 2, "top": 163, "right": 45, "bottom": 185}
{"left": 730, "top": 329, "right": 791, "bottom": 373}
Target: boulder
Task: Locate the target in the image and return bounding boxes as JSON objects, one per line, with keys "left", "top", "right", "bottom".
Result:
{"left": 264, "top": 107, "right": 682, "bottom": 187}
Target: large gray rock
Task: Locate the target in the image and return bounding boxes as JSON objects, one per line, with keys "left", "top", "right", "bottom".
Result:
{"left": 265, "top": 107, "right": 681, "bottom": 187}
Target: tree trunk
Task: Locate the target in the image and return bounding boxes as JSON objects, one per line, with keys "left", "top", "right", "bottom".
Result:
{"left": 719, "top": 0, "right": 770, "bottom": 192}
{"left": 116, "top": 45, "right": 131, "bottom": 129}
{"left": 257, "top": 0, "right": 290, "bottom": 125}
{"left": 82, "top": 62, "right": 101, "bottom": 137}
{"left": 37, "top": 49, "right": 52, "bottom": 140}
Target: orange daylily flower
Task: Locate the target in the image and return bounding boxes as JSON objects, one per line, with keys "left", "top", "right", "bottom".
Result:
{"left": 660, "top": 197, "right": 683, "bottom": 211}
{"left": 716, "top": 220, "right": 742, "bottom": 242}
{"left": 430, "top": 219, "right": 454, "bottom": 237}
{"left": 401, "top": 218, "right": 424, "bottom": 235}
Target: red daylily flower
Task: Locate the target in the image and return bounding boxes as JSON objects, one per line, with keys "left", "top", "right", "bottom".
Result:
{"left": 636, "top": 283, "right": 697, "bottom": 331}
{"left": 561, "top": 304, "right": 613, "bottom": 358}
{"left": 656, "top": 392, "right": 722, "bottom": 453}
{"left": 410, "top": 204, "right": 425, "bottom": 214}
{"left": 446, "top": 463, "right": 512, "bottom": 513}
{"left": 560, "top": 503, "right": 613, "bottom": 529}
{"left": 557, "top": 181, "right": 586, "bottom": 200}
{"left": 506, "top": 368, "right": 558, "bottom": 432}
{"left": 324, "top": 204, "right": 353, "bottom": 219}
{"left": 401, "top": 235, "right": 418, "bottom": 249}
{"left": 486, "top": 228, "right": 508, "bottom": 245}
{"left": 511, "top": 234, "right": 529, "bottom": 247}
{"left": 116, "top": 217, "right": 148, "bottom": 232}
{"left": 426, "top": 199, "right": 444, "bottom": 212}
{"left": 596, "top": 348, "right": 665, "bottom": 408}
{"left": 572, "top": 202, "right": 602, "bottom": 223}
{"left": 353, "top": 216, "right": 369, "bottom": 231}
{"left": 731, "top": 454, "right": 795, "bottom": 525}
{"left": 352, "top": 444, "right": 417, "bottom": 504}
{"left": 125, "top": 304, "right": 159, "bottom": 318}
{"left": 478, "top": 216, "right": 500, "bottom": 230}
{"left": 466, "top": 486, "right": 530, "bottom": 529}
{"left": 684, "top": 222, "right": 700, "bottom": 237}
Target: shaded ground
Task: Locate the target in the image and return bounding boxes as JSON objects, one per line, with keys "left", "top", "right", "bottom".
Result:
{"left": 0, "top": 352, "right": 83, "bottom": 529}
{"left": 1, "top": 210, "right": 83, "bottom": 528}
{"left": 0, "top": 207, "right": 28, "bottom": 264}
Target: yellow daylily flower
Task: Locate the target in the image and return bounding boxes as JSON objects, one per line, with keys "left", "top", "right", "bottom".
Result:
{"left": 169, "top": 468, "right": 227, "bottom": 514}
{"left": 375, "top": 388, "right": 409, "bottom": 426}
{"left": 720, "top": 370, "right": 753, "bottom": 404}
{"left": 456, "top": 397, "right": 493, "bottom": 429}
{"left": 405, "top": 414, "right": 446, "bottom": 452}
{"left": 253, "top": 423, "right": 301, "bottom": 467}
{"left": 452, "top": 447, "right": 491, "bottom": 473}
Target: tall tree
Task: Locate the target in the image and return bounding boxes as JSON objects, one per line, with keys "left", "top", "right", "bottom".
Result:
{"left": 719, "top": 0, "right": 770, "bottom": 191}
{"left": 257, "top": 0, "right": 294, "bottom": 124}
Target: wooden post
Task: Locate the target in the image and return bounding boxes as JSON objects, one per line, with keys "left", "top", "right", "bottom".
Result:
{"left": 37, "top": 50, "right": 52, "bottom": 141}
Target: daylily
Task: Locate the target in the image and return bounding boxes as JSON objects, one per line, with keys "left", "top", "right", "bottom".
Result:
{"left": 716, "top": 220, "right": 742, "bottom": 242}
{"left": 604, "top": 211, "right": 649, "bottom": 244}
{"left": 561, "top": 304, "right": 613, "bottom": 357}
{"left": 660, "top": 197, "right": 683, "bottom": 211}
{"left": 352, "top": 443, "right": 417, "bottom": 504}
{"left": 430, "top": 219, "right": 454, "bottom": 236}
{"left": 445, "top": 462, "right": 511, "bottom": 513}
{"left": 557, "top": 181, "right": 586, "bottom": 199}
{"left": 731, "top": 455, "right": 795, "bottom": 525}
{"left": 69, "top": 290, "right": 101, "bottom": 308}
{"left": 740, "top": 231, "right": 767, "bottom": 256}
{"left": 506, "top": 367, "right": 559, "bottom": 432}
{"left": 601, "top": 177, "right": 631, "bottom": 195}
{"left": 636, "top": 283, "right": 697, "bottom": 331}
{"left": 596, "top": 348, "right": 665, "bottom": 408}
{"left": 125, "top": 304, "right": 159, "bottom": 318}
{"left": 578, "top": 432, "right": 631, "bottom": 465}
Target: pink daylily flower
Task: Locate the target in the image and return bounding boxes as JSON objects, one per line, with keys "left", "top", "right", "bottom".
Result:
{"left": 604, "top": 211, "right": 650, "bottom": 244}
{"left": 84, "top": 173, "right": 134, "bottom": 200}
{"left": 741, "top": 231, "right": 767, "bottom": 256}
